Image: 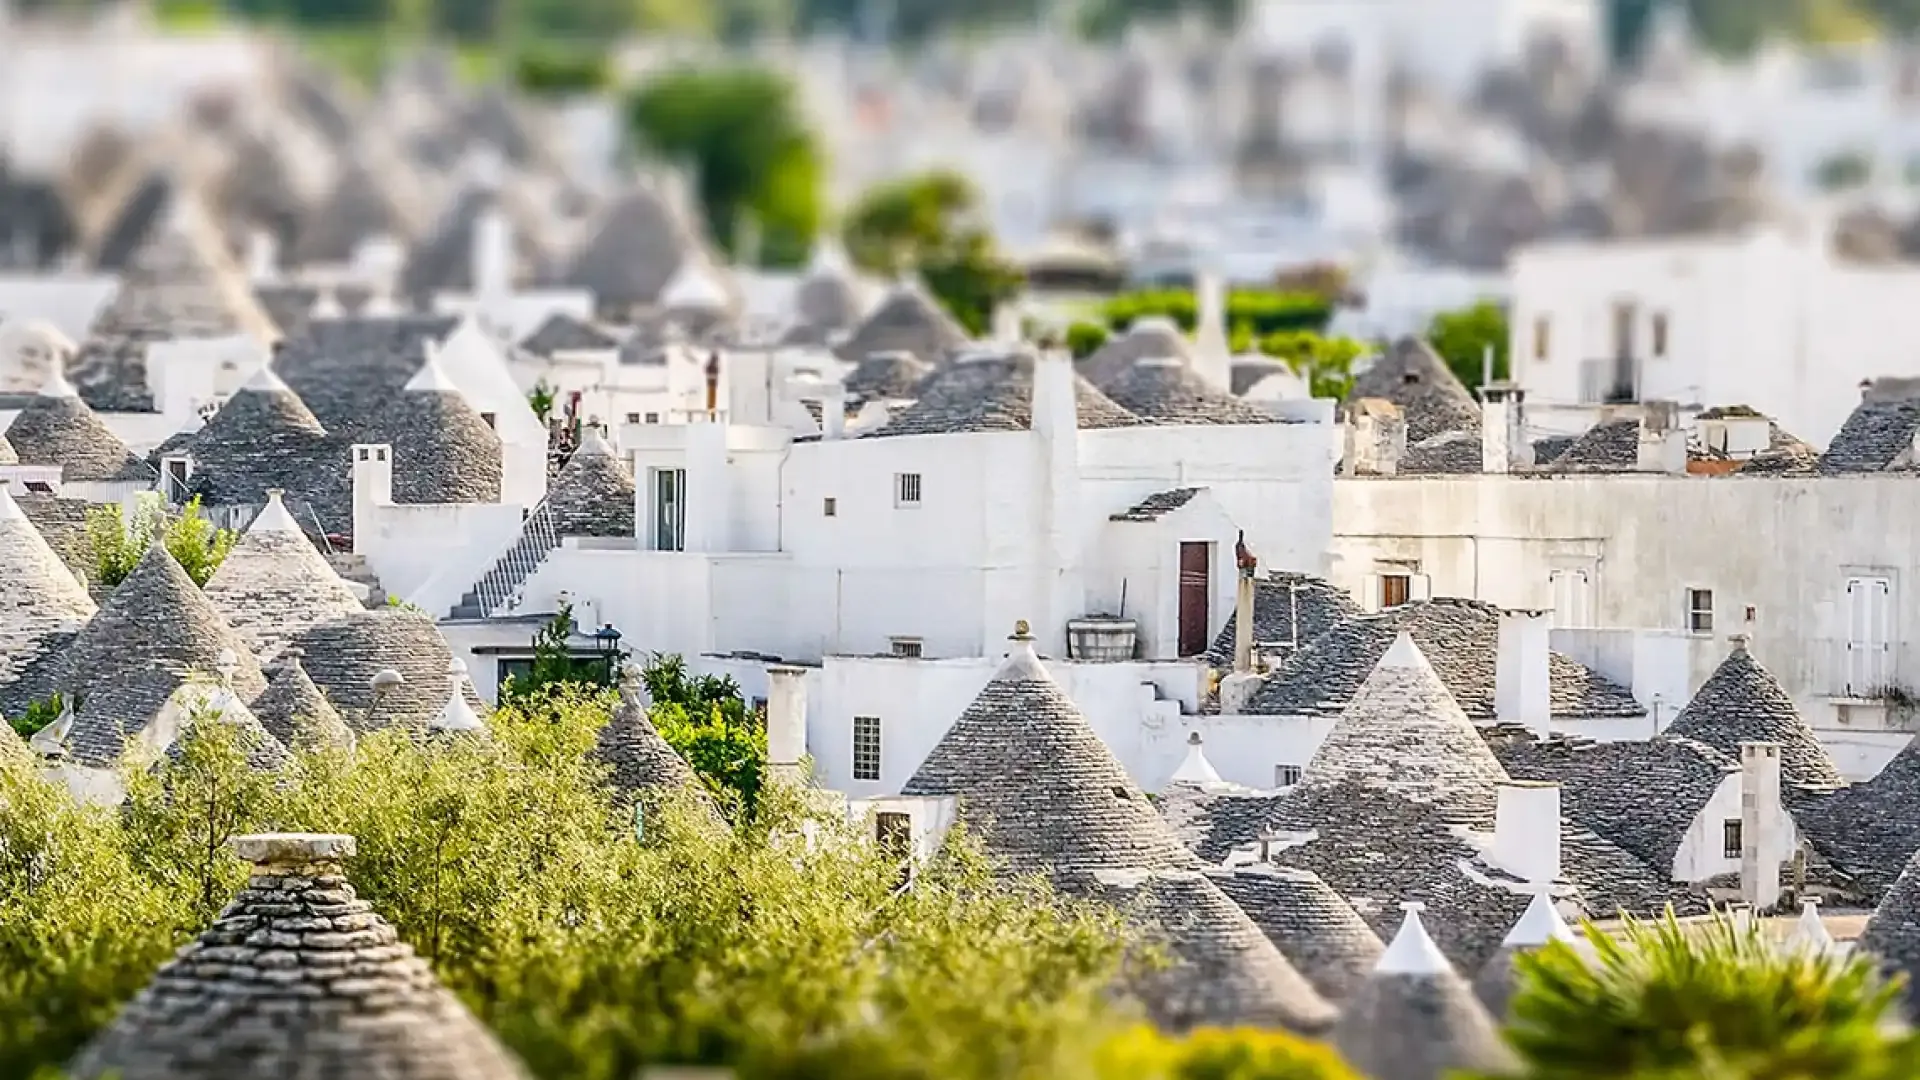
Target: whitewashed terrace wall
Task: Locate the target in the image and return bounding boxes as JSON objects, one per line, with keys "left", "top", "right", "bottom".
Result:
{"left": 362, "top": 502, "right": 527, "bottom": 618}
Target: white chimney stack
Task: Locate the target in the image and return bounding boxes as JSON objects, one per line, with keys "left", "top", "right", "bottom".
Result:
{"left": 245, "top": 227, "right": 278, "bottom": 283}
{"left": 766, "top": 664, "right": 810, "bottom": 782}
{"left": 1492, "top": 781, "right": 1562, "bottom": 886}
{"left": 1495, "top": 608, "right": 1553, "bottom": 739}
{"left": 1740, "top": 740, "right": 1784, "bottom": 912}
{"left": 350, "top": 443, "right": 393, "bottom": 545}
{"left": 1636, "top": 401, "right": 1687, "bottom": 474}
{"left": 1480, "top": 382, "right": 1529, "bottom": 474}
{"left": 472, "top": 202, "right": 513, "bottom": 315}
{"left": 1192, "top": 268, "right": 1231, "bottom": 392}
{"left": 821, "top": 384, "right": 847, "bottom": 440}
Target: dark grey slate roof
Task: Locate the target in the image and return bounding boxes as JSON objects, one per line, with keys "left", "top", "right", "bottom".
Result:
{"left": 1346, "top": 338, "right": 1481, "bottom": 445}
{"left": 290, "top": 161, "right": 411, "bottom": 266}
{"left": 291, "top": 609, "right": 483, "bottom": 732}
{"left": 1213, "top": 864, "right": 1386, "bottom": 1005}
{"left": 1248, "top": 599, "right": 1645, "bottom": 722}
{"left": 248, "top": 651, "right": 354, "bottom": 752}
{"left": 1097, "top": 869, "right": 1337, "bottom": 1034}
{"left": 1100, "top": 359, "right": 1280, "bottom": 425}
{"left": 864, "top": 351, "right": 1139, "bottom": 438}
{"left": 519, "top": 312, "right": 619, "bottom": 356}
{"left": 900, "top": 632, "right": 1335, "bottom": 1032}
{"left": 1531, "top": 434, "right": 1576, "bottom": 466}
{"left": 273, "top": 316, "right": 461, "bottom": 441}
{"left": 180, "top": 367, "right": 335, "bottom": 507}
{"left": 1736, "top": 442, "right": 1820, "bottom": 477}
{"left": 159, "top": 690, "right": 294, "bottom": 774}
{"left": 65, "top": 335, "right": 157, "bottom": 413}
{"left": 832, "top": 285, "right": 970, "bottom": 366}
{"left": 0, "top": 161, "right": 77, "bottom": 269}
{"left": 1204, "top": 572, "right": 1365, "bottom": 666}
{"left": 70, "top": 833, "right": 528, "bottom": 1080}
{"left": 1158, "top": 782, "right": 1286, "bottom": 864}
{"left": 1398, "top": 429, "right": 1485, "bottom": 475}
{"left": 1109, "top": 487, "right": 1203, "bottom": 522}
{"left": 54, "top": 544, "right": 269, "bottom": 768}
{"left": 1472, "top": 894, "right": 1574, "bottom": 1019}
{"left": 843, "top": 350, "right": 932, "bottom": 406}
{"left": 252, "top": 285, "right": 318, "bottom": 339}
{"left": 593, "top": 681, "right": 708, "bottom": 809}
{"left": 547, "top": 432, "right": 634, "bottom": 538}
{"left": 13, "top": 493, "right": 93, "bottom": 587}
{"left": 1231, "top": 356, "right": 1292, "bottom": 396}
{"left": 5, "top": 379, "right": 151, "bottom": 482}
{"left": 203, "top": 494, "right": 366, "bottom": 662}
{"left": 206, "top": 133, "right": 305, "bottom": 253}
{"left": 86, "top": 187, "right": 280, "bottom": 343}
{"left": 796, "top": 269, "right": 858, "bottom": 330}
{"left": 1664, "top": 641, "right": 1845, "bottom": 791}
{"left": 1332, "top": 909, "right": 1517, "bottom": 1080}
{"left": 1081, "top": 319, "right": 1192, "bottom": 389}
{"left": 90, "top": 170, "right": 171, "bottom": 273}
{"left": 562, "top": 185, "right": 697, "bottom": 315}
{"left": 1489, "top": 727, "right": 1734, "bottom": 878}
{"left": 1544, "top": 419, "right": 1640, "bottom": 472}
{"left": 1857, "top": 849, "right": 1920, "bottom": 1015}
{"left": 1819, "top": 398, "right": 1920, "bottom": 475}
{"left": 364, "top": 372, "right": 502, "bottom": 505}
{"left": 0, "top": 489, "right": 95, "bottom": 706}
{"left": 399, "top": 187, "right": 542, "bottom": 305}
{"left": 1795, "top": 736, "right": 1920, "bottom": 900}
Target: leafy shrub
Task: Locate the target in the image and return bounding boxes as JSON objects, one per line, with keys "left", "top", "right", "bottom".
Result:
{"left": 1101, "top": 289, "right": 1332, "bottom": 337}
{"left": 1095, "top": 1025, "right": 1363, "bottom": 1079}
{"left": 641, "top": 653, "right": 765, "bottom": 817}
{"left": 1066, "top": 321, "right": 1111, "bottom": 359}
{"left": 1425, "top": 300, "right": 1509, "bottom": 393}
{"left": 8, "top": 694, "right": 66, "bottom": 739}
{"left": 85, "top": 495, "right": 237, "bottom": 590}
{"left": 513, "top": 46, "right": 612, "bottom": 98}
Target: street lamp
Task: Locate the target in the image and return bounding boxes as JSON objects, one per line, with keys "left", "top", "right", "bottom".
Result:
{"left": 593, "top": 623, "right": 623, "bottom": 657}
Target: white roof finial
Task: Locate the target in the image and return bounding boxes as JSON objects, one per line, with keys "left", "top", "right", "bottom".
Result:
{"left": 1376, "top": 901, "right": 1454, "bottom": 976}
{"left": 1501, "top": 891, "right": 1575, "bottom": 948}
{"left": 1786, "top": 898, "right": 1834, "bottom": 954}
{"left": 215, "top": 647, "right": 239, "bottom": 688}
{"left": 405, "top": 340, "right": 461, "bottom": 393}
{"left": 310, "top": 288, "right": 344, "bottom": 319}
{"left": 29, "top": 699, "right": 74, "bottom": 757}
{"left": 1170, "top": 730, "right": 1223, "bottom": 785}
{"left": 0, "top": 486, "right": 24, "bottom": 522}
{"left": 660, "top": 255, "right": 729, "bottom": 311}
{"left": 39, "top": 353, "right": 77, "bottom": 399}
{"left": 248, "top": 489, "right": 302, "bottom": 535}
{"left": 432, "top": 658, "right": 484, "bottom": 733}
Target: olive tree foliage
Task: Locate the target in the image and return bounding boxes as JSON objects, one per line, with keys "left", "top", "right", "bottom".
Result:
{"left": 0, "top": 687, "right": 1134, "bottom": 1080}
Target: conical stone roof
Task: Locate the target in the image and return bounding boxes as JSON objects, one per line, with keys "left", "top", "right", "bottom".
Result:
{"left": 0, "top": 486, "right": 95, "bottom": 694}
{"left": 1214, "top": 863, "right": 1386, "bottom": 1005}
{"left": 1665, "top": 638, "right": 1844, "bottom": 791}
{"left": 1857, "top": 848, "right": 1920, "bottom": 1014}
{"left": 159, "top": 674, "right": 294, "bottom": 774}
{"left": 547, "top": 430, "right": 635, "bottom": 538}
{"left": 1293, "top": 632, "right": 1511, "bottom": 822}
{"left": 55, "top": 544, "right": 269, "bottom": 768}
{"left": 1346, "top": 337, "right": 1482, "bottom": 444}
{"left": 563, "top": 184, "right": 697, "bottom": 313}
{"left": 832, "top": 283, "right": 970, "bottom": 366}
{"left": 867, "top": 351, "right": 1140, "bottom": 437}
{"left": 365, "top": 354, "right": 502, "bottom": 505}
{"left": 1473, "top": 891, "right": 1575, "bottom": 1018}
{"left": 1333, "top": 904, "right": 1518, "bottom": 1080}
{"left": 1100, "top": 357, "right": 1278, "bottom": 425}
{"left": 1081, "top": 317, "right": 1193, "bottom": 388}
{"left": 291, "top": 160, "right": 411, "bottom": 265}
{"left": 292, "top": 608, "right": 483, "bottom": 732}
{"left": 87, "top": 186, "right": 279, "bottom": 342}
{"left": 844, "top": 350, "right": 932, "bottom": 406}
{"left": 901, "top": 627, "right": 1335, "bottom": 1033}
{"left": 593, "top": 670, "right": 708, "bottom": 809}
{"left": 204, "top": 491, "right": 366, "bottom": 662}
{"left": 249, "top": 650, "right": 354, "bottom": 751}
{"left": 70, "top": 832, "right": 529, "bottom": 1080}
{"left": 4, "top": 361, "right": 149, "bottom": 482}
{"left": 184, "top": 363, "right": 335, "bottom": 505}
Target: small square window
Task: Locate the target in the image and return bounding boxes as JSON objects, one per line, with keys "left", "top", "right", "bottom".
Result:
{"left": 1687, "top": 588, "right": 1714, "bottom": 634}
{"left": 1380, "top": 574, "right": 1412, "bottom": 610}
{"left": 644, "top": 412, "right": 660, "bottom": 424}
{"left": 625, "top": 412, "right": 641, "bottom": 424}
{"left": 1723, "top": 818, "right": 1743, "bottom": 860}
{"left": 1652, "top": 313, "right": 1670, "bottom": 358}
{"left": 895, "top": 472, "right": 922, "bottom": 506}
{"left": 1532, "top": 316, "right": 1551, "bottom": 362}
{"left": 890, "top": 638, "right": 923, "bottom": 659}
{"left": 823, "top": 497, "right": 837, "bottom": 517}
{"left": 852, "top": 716, "right": 882, "bottom": 782}
{"left": 1275, "top": 764, "right": 1302, "bottom": 788}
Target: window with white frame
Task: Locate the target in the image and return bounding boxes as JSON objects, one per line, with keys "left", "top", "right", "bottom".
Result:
{"left": 1275, "top": 764, "right": 1302, "bottom": 788}
{"left": 889, "top": 638, "right": 923, "bottom": 658}
{"left": 852, "top": 716, "right": 882, "bottom": 781}
{"left": 649, "top": 467, "right": 687, "bottom": 552}
{"left": 1686, "top": 588, "right": 1714, "bottom": 634}
{"left": 1380, "top": 574, "right": 1412, "bottom": 610}
{"left": 895, "top": 472, "right": 922, "bottom": 507}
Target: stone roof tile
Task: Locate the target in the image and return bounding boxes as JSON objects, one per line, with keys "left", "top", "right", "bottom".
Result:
{"left": 865, "top": 350, "right": 1139, "bottom": 437}
{"left": 1100, "top": 358, "right": 1281, "bottom": 425}
{"left": 203, "top": 491, "right": 366, "bottom": 662}
{"left": 1346, "top": 338, "right": 1481, "bottom": 445}
{"left": 248, "top": 651, "right": 354, "bottom": 752}
{"left": 832, "top": 284, "right": 970, "bottom": 366}
{"left": 547, "top": 432, "right": 634, "bottom": 538}
{"left": 1204, "top": 572, "right": 1364, "bottom": 667}
{"left": 1664, "top": 640, "right": 1845, "bottom": 791}
{"left": 291, "top": 609, "right": 483, "bottom": 732}
{"left": 1333, "top": 905, "right": 1517, "bottom": 1080}
{"left": 4, "top": 362, "right": 152, "bottom": 481}
{"left": 1214, "top": 864, "right": 1385, "bottom": 1005}
{"left": 0, "top": 487, "right": 95, "bottom": 706}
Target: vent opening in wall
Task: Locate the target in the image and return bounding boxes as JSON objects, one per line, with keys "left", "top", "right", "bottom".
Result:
{"left": 1275, "top": 764, "right": 1302, "bottom": 787}
{"left": 852, "top": 715, "right": 882, "bottom": 781}
{"left": 823, "top": 497, "right": 837, "bottom": 517}
{"left": 889, "top": 638, "right": 923, "bottom": 658}
{"left": 895, "top": 472, "right": 922, "bottom": 506}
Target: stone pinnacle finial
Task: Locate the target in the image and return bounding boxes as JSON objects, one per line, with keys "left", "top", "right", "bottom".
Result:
{"left": 1013, "top": 619, "right": 1032, "bottom": 639}
{"left": 230, "top": 833, "right": 356, "bottom": 870}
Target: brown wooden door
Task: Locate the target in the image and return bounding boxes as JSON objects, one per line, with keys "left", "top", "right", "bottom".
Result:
{"left": 1178, "top": 542, "right": 1211, "bottom": 658}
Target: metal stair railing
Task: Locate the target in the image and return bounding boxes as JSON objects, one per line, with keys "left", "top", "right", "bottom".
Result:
{"left": 470, "top": 498, "right": 562, "bottom": 617}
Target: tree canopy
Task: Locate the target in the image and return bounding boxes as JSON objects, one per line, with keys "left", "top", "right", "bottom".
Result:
{"left": 843, "top": 170, "right": 1025, "bottom": 336}
{"left": 1426, "top": 300, "right": 1510, "bottom": 395}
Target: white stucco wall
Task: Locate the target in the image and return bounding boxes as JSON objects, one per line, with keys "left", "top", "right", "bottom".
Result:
{"left": 1672, "top": 773, "right": 1802, "bottom": 883}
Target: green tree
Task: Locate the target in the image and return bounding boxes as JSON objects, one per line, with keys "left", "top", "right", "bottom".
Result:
{"left": 85, "top": 495, "right": 238, "bottom": 591}
{"left": 639, "top": 653, "right": 766, "bottom": 816}
{"left": 1095, "top": 1025, "right": 1363, "bottom": 1079}
{"left": 843, "top": 170, "right": 1025, "bottom": 336}
{"left": 1478, "top": 912, "right": 1920, "bottom": 1080}
{"left": 501, "top": 603, "right": 615, "bottom": 702}
{"left": 7, "top": 693, "right": 66, "bottom": 739}
{"left": 627, "top": 66, "right": 824, "bottom": 268}
{"left": 1257, "top": 331, "right": 1363, "bottom": 400}
{"left": 1426, "top": 300, "right": 1510, "bottom": 394}
{"left": 1066, "top": 321, "right": 1111, "bottom": 359}
{"left": 1102, "top": 288, "right": 1332, "bottom": 337}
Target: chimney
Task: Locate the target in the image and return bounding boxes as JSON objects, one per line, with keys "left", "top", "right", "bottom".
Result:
{"left": 1636, "top": 401, "right": 1687, "bottom": 474}
{"left": 1740, "top": 740, "right": 1784, "bottom": 912}
{"left": 471, "top": 200, "right": 513, "bottom": 313}
{"left": 1343, "top": 399, "right": 1405, "bottom": 477}
{"left": 231, "top": 833, "right": 356, "bottom": 875}
{"left": 1492, "top": 781, "right": 1562, "bottom": 886}
{"left": 821, "top": 383, "right": 847, "bottom": 440}
{"left": 1192, "top": 268, "right": 1231, "bottom": 392}
{"left": 703, "top": 351, "right": 722, "bottom": 417}
{"left": 1234, "top": 558, "right": 1257, "bottom": 674}
{"left": 1480, "top": 382, "right": 1529, "bottom": 474}
{"left": 766, "top": 665, "right": 809, "bottom": 782}
{"left": 245, "top": 227, "right": 278, "bottom": 283}
{"left": 1032, "top": 350, "right": 1082, "bottom": 653}
{"left": 351, "top": 443, "right": 393, "bottom": 549}
{"left": 991, "top": 302, "right": 1023, "bottom": 344}
{"left": 1495, "top": 608, "right": 1552, "bottom": 739}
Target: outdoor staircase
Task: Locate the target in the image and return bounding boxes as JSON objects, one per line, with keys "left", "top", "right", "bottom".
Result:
{"left": 326, "top": 553, "right": 388, "bottom": 608}
{"left": 447, "top": 500, "right": 561, "bottom": 620}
